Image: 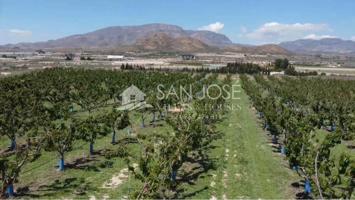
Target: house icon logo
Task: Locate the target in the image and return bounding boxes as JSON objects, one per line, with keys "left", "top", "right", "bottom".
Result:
{"left": 120, "top": 85, "right": 146, "bottom": 105}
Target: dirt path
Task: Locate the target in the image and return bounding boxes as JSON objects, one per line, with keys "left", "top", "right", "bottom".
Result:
{"left": 101, "top": 163, "right": 138, "bottom": 189}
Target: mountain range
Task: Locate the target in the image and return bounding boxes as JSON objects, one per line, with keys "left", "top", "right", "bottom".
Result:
{"left": 280, "top": 38, "right": 355, "bottom": 54}
{"left": 0, "top": 23, "right": 288, "bottom": 54}
{"left": 1, "top": 24, "right": 229, "bottom": 51}
{"left": 2, "top": 23, "right": 355, "bottom": 55}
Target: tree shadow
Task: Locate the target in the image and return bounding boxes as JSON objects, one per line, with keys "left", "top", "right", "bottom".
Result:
{"left": 18, "top": 177, "right": 94, "bottom": 198}
{"left": 65, "top": 157, "right": 100, "bottom": 172}
{"left": 178, "top": 164, "right": 205, "bottom": 185}
{"left": 177, "top": 186, "right": 208, "bottom": 199}
{"left": 271, "top": 145, "right": 281, "bottom": 153}
{"left": 291, "top": 181, "right": 301, "bottom": 188}
{"left": 116, "top": 137, "right": 139, "bottom": 145}
{"left": 291, "top": 180, "right": 313, "bottom": 199}
{"left": 110, "top": 137, "right": 138, "bottom": 146}
{"left": 296, "top": 192, "right": 312, "bottom": 199}
{"left": 0, "top": 148, "right": 16, "bottom": 157}
{"left": 175, "top": 155, "right": 217, "bottom": 198}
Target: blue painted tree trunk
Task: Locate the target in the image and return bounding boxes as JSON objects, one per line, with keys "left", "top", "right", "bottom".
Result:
{"left": 171, "top": 170, "right": 177, "bottom": 182}
{"left": 331, "top": 123, "right": 336, "bottom": 132}
{"left": 281, "top": 146, "right": 286, "bottom": 155}
{"left": 111, "top": 131, "right": 116, "bottom": 144}
{"left": 58, "top": 155, "right": 65, "bottom": 171}
{"left": 10, "top": 138, "right": 16, "bottom": 151}
{"left": 89, "top": 143, "right": 94, "bottom": 155}
{"left": 258, "top": 112, "right": 264, "bottom": 118}
{"left": 305, "top": 179, "right": 311, "bottom": 194}
{"left": 272, "top": 135, "right": 277, "bottom": 144}
{"left": 266, "top": 124, "right": 270, "bottom": 130}
{"left": 6, "top": 183, "right": 14, "bottom": 197}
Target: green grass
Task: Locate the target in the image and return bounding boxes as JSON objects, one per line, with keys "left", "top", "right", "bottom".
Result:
{"left": 2, "top": 79, "right": 301, "bottom": 199}
{"left": 2, "top": 111, "right": 170, "bottom": 199}
{"left": 181, "top": 80, "right": 299, "bottom": 199}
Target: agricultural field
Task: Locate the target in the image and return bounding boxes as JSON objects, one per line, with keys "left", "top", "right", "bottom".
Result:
{"left": 241, "top": 75, "right": 355, "bottom": 199}
{"left": 0, "top": 68, "right": 354, "bottom": 199}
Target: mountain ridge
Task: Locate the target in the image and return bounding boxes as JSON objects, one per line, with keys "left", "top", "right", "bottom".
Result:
{"left": 1, "top": 23, "right": 232, "bottom": 49}
{"left": 0, "top": 23, "right": 289, "bottom": 54}
{"left": 280, "top": 38, "right": 355, "bottom": 54}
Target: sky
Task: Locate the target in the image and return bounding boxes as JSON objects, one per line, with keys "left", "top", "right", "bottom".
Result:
{"left": 0, "top": 0, "right": 355, "bottom": 45}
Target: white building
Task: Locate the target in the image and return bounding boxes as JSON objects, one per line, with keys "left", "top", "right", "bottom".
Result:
{"left": 107, "top": 55, "right": 124, "bottom": 60}
{"left": 270, "top": 71, "right": 285, "bottom": 76}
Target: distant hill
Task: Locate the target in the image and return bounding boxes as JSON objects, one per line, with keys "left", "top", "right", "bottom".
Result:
{"left": 224, "top": 44, "right": 290, "bottom": 55}
{"left": 280, "top": 38, "right": 355, "bottom": 54}
{"left": 0, "top": 23, "right": 290, "bottom": 54}
{"left": 134, "top": 32, "right": 213, "bottom": 52}
{"left": 1, "top": 24, "right": 231, "bottom": 51}
{"left": 186, "top": 30, "right": 232, "bottom": 47}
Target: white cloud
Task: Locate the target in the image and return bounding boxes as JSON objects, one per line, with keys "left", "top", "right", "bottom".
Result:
{"left": 198, "top": 22, "right": 224, "bottom": 33}
{"left": 351, "top": 36, "right": 355, "bottom": 41}
{"left": 0, "top": 29, "right": 33, "bottom": 44}
{"left": 241, "top": 22, "right": 331, "bottom": 43}
{"left": 8, "top": 29, "right": 32, "bottom": 36}
{"left": 303, "top": 34, "right": 337, "bottom": 40}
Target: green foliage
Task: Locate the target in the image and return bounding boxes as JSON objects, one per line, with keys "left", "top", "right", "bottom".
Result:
{"left": 124, "top": 75, "right": 225, "bottom": 199}
{"left": 76, "top": 115, "right": 109, "bottom": 144}
{"left": 221, "top": 62, "right": 270, "bottom": 74}
{"left": 43, "top": 121, "right": 76, "bottom": 157}
{"left": 0, "top": 133, "right": 43, "bottom": 197}
{"left": 241, "top": 75, "right": 355, "bottom": 198}
{"left": 274, "top": 58, "right": 289, "bottom": 70}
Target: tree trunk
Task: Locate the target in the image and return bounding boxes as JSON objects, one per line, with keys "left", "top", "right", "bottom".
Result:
{"left": 89, "top": 143, "right": 94, "bottom": 155}
{"left": 159, "top": 111, "right": 163, "bottom": 120}
{"left": 141, "top": 115, "right": 145, "bottom": 128}
{"left": 10, "top": 138, "right": 16, "bottom": 151}
{"left": 152, "top": 112, "right": 156, "bottom": 127}
{"left": 281, "top": 145, "right": 287, "bottom": 155}
{"left": 305, "top": 179, "right": 312, "bottom": 195}
{"left": 59, "top": 153, "right": 65, "bottom": 171}
{"left": 171, "top": 170, "right": 177, "bottom": 182}
{"left": 111, "top": 130, "right": 116, "bottom": 144}
{"left": 272, "top": 135, "right": 277, "bottom": 144}
{"left": 6, "top": 183, "right": 14, "bottom": 197}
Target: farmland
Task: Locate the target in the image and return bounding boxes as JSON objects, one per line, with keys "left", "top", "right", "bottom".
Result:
{"left": 2, "top": 1, "right": 355, "bottom": 199}
{"left": 0, "top": 68, "right": 354, "bottom": 199}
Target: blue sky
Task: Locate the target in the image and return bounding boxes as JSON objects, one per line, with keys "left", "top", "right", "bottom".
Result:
{"left": 0, "top": 0, "right": 355, "bottom": 45}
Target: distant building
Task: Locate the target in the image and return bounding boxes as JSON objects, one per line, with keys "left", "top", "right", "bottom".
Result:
{"left": 181, "top": 54, "right": 196, "bottom": 60}
{"left": 0, "top": 72, "right": 11, "bottom": 76}
{"left": 107, "top": 55, "right": 124, "bottom": 60}
{"left": 36, "top": 49, "right": 46, "bottom": 54}
{"left": 119, "top": 85, "right": 146, "bottom": 105}
{"left": 270, "top": 71, "right": 285, "bottom": 76}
